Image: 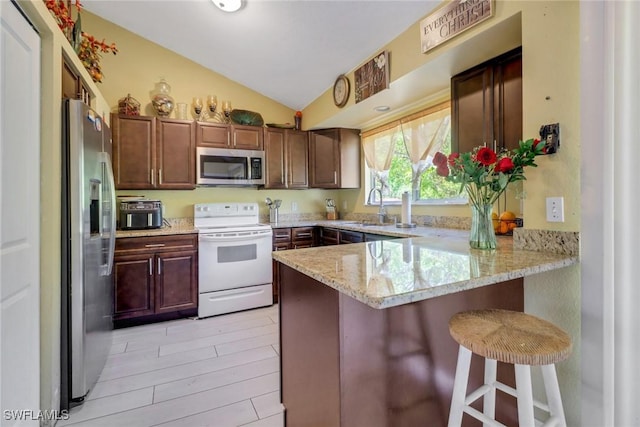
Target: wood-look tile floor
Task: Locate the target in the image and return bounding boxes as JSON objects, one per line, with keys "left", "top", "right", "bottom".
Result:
{"left": 60, "top": 304, "right": 283, "bottom": 427}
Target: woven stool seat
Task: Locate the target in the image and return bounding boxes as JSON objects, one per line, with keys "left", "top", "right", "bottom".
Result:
{"left": 447, "top": 309, "right": 572, "bottom": 427}
{"left": 449, "top": 309, "right": 572, "bottom": 366}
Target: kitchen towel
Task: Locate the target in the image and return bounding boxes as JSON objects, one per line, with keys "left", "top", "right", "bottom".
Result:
{"left": 401, "top": 192, "right": 411, "bottom": 225}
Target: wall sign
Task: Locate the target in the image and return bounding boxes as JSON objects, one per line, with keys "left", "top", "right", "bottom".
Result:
{"left": 420, "top": 0, "right": 493, "bottom": 54}
{"left": 354, "top": 51, "right": 390, "bottom": 104}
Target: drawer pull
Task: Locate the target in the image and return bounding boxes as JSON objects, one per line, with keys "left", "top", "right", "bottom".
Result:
{"left": 296, "top": 233, "right": 312, "bottom": 238}
{"left": 144, "top": 243, "right": 166, "bottom": 248}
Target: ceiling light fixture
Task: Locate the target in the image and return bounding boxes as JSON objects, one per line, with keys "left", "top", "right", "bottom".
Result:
{"left": 212, "top": 0, "right": 242, "bottom": 13}
{"left": 374, "top": 106, "right": 391, "bottom": 112}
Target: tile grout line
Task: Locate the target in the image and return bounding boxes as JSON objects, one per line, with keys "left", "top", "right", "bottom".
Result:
{"left": 147, "top": 399, "right": 259, "bottom": 427}
{"left": 92, "top": 353, "right": 281, "bottom": 400}
{"left": 142, "top": 371, "right": 281, "bottom": 408}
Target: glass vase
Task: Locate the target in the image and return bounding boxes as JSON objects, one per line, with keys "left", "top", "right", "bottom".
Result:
{"left": 469, "top": 203, "right": 497, "bottom": 250}
{"left": 151, "top": 79, "right": 175, "bottom": 117}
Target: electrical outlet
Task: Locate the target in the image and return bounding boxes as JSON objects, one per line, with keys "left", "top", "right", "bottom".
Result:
{"left": 546, "top": 197, "right": 565, "bottom": 222}
{"left": 342, "top": 200, "right": 348, "bottom": 211}
{"left": 291, "top": 201, "right": 298, "bottom": 212}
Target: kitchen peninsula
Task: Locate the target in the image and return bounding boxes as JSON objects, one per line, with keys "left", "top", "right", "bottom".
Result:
{"left": 272, "top": 230, "right": 578, "bottom": 426}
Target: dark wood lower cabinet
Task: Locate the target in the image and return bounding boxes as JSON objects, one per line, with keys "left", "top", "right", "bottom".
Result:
{"left": 113, "top": 253, "right": 155, "bottom": 318}
{"left": 155, "top": 250, "right": 198, "bottom": 314}
{"left": 271, "top": 227, "right": 317, "bottom": 303}
{"left": 338, "top": 229, "right": 364, "bottom": 244}
{"left": 320, "top": 228, "right": 339, "bottom": 246}
{"left": 114, "top": 234, "right": 198, "bottom": 325}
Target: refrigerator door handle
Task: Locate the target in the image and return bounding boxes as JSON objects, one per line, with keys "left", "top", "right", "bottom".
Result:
{"left": 98, "top": 151, "right": 117, "bottom": 276}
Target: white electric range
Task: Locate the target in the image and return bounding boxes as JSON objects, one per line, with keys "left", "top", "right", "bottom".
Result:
{"left": 194, "top": 202, "right": 273, "bottom": 318}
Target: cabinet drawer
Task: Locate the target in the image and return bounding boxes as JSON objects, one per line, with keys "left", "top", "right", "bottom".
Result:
{"left": 292, "top": 227, "right": 315, "bottom": 248}
{"left": 273, "top": 228, "right": 292, "bottom": 243}
{"left": 116, "top": 234, "right": 198, "bottom": 254}
{"left": 292, "top": 227, "right": 314, "bottom": 241}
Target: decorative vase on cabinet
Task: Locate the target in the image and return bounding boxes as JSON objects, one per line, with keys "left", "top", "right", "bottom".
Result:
{"left": 151, "top": 79, "right": 175, "bottom": 117}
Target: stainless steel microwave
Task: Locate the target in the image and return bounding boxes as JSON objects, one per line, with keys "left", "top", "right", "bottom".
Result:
{"left": 196, "top": 147, "right": 265, "bottom": 186}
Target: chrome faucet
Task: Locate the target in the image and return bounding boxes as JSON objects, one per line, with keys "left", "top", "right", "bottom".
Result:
{"left": 367, "top": 187, "right": 387, "bottom": 224}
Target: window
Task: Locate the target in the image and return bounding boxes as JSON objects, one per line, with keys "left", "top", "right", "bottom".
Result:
{"left": 362, "top": 101, "right": 464, "bottom": 205}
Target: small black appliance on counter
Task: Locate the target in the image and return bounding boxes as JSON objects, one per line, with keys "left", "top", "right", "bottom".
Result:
{"left": 118, "top": 198, "right": 163, "bottom": 230}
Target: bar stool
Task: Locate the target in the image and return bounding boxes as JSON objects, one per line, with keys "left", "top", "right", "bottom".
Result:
{"left": 447, "top": 309, "right": 572, "bottom": 427}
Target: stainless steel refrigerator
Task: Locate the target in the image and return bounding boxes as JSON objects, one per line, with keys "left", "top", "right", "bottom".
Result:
{"left": 61, "top": 99, "right": 116, "bottom": 409}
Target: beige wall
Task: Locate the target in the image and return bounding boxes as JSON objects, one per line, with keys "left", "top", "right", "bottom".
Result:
{"left": 27, "top": 0, "right": 581, "bottom": 423}
{"left": 516, "top": 2, "right": 581, "bottom": 424}
{"left": 81, "top": 11, "right": 349, "bottom": 218}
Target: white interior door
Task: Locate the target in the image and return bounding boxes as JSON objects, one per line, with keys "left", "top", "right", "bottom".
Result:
{"left": 1, "top": 2, "right": 41, "bottom": 425}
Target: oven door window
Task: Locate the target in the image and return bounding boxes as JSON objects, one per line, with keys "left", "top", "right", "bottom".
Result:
{"left": 201, "top": 155, "right": 248, "bottom": 180}
{"left": 218, "top": 244, "right": 257, "bottom": 263}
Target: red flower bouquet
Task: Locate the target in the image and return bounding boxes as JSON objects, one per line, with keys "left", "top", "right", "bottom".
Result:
{"left": 434, "top": 139, "right": 544, "bottom": 248}
{"left": 434, "top": 139, "right": 544, "bottom": 207}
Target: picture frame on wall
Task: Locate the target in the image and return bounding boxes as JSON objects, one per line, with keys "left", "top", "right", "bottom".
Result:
{"left": 354, "top": 51, "right": 390, "bottom": 103}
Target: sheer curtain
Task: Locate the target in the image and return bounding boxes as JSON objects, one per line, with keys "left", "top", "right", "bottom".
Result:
{"left": 361, "top": 124, "right": 401, "bottom": 193}
{"left": 400, "top": 105, "right": 451, "bottom": 199}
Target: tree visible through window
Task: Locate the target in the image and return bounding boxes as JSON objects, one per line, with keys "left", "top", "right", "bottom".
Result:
{"left": 363, "top": 102, "right": 463, "bottom": 204}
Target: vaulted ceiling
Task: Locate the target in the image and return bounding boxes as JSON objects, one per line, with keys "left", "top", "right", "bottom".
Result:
{"left": 82, "top": 0, "right": 442, "bottom": 111}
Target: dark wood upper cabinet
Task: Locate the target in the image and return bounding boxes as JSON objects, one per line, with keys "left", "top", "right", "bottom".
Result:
{"left": 196, "top": 122, "right": 263, "bottom": 150}
{"left": 156, "top": 118, "right": 196, "bottom": 189}
{"left": 451, "top": 47, "right": 522, "bottom": 154}
{"left": 232, "top": 124, "right": 264, "bottom": 150}
{"left": 309, "top": 128, "right": 360, "bottom": 189}
{"left": 264, "top": 128, "right": 308, "bottom": 189}
{"left": 264, "top": 128, "right": 287, "bottom": 188}
{"left": 195, "top": 122, "right": 229, "bottom": 148}
{"left": 112, "top": 115, "right": 195, "bottom": 190}
{"left": 62, "top": 57, "right": 91, "bottom": 104}
{"left": 112, "top": 115, "right": 155, "bottom": 189}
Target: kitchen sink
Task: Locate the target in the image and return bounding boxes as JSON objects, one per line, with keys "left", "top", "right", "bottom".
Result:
{"left": 357, "top": 221, "right": 395, "bottom": 227}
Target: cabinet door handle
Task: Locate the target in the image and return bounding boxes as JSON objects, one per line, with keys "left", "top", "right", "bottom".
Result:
{"left": 228, "top": 133, "right": 231, "bottom": 147}
{"left": 334, "top": 171, "right": 337, "bottom": 184}
{"left": 157, "top": 258, "right": 162, "bottom": 275}
{"left": 493, "top": 140, "right": 497, "bottom": 152}
{"left": 150, "top": 169, "right": 155, "bottom": 186}
{"left": 233, "top": 133, "right": 236, "bottom": 147}
{"left": 149, "top": 257, "right": 153, "bottom": 276}
{"left": 159, "top": 168, "right": 163, "bottom": 185}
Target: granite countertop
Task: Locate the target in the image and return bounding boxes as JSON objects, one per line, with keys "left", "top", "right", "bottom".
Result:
{"left": 115, "top": 219, "right": 197, "bottom": 238}
{"left": 272, "top": 230, "right": 579, "bottom": 309}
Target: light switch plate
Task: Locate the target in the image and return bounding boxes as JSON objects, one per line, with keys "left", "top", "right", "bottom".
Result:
{"left": 291, "top": 201, "right": 298, "bottom": 212}
{"left": 546, "top": 197, "right": 564, "bottom": 222}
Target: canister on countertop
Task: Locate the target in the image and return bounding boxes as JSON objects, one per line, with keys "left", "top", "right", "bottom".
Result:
{"left": 326, "top": 198, "right": 338, "bottom": 220}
